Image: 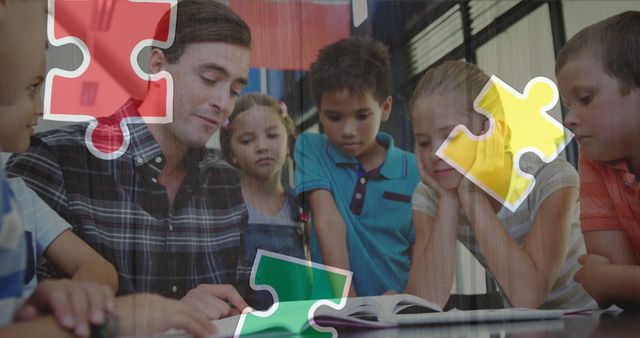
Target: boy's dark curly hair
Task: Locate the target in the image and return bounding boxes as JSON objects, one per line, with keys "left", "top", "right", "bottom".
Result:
{"left": 309, "top": 36, "right": 391, "bottom": 107}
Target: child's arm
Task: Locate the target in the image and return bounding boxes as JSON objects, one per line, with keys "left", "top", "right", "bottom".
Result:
{"left": 7, "top": 177, "right": 117, "bottom": 291}
{"left": 44, "top": 230, "right": 118, "bottom": 292}
{"left": 12, "top": 279, "right": 113, "bottom": 337}
{"left": 0, "top": 315, "right": 77, "bottom": 338}
{"left": 308, "top": 189, "right": 357, "bottom": 297}
{"left": 405, "top": 196, "right": 460, "bottom": 308}
{"left": 575, "top": 154, "right": 640, "bottom": 309}
{"left": 3, "top": 294, "right": 215, "bottom": 338}
{"left": 405, "top": 153, "right": 460, "bottom": 307}
{"left": 458, "top": 186, "right": 577, "bottom": 308}
{"left": 575, "top": 231, "right": 640, "bottom": 309}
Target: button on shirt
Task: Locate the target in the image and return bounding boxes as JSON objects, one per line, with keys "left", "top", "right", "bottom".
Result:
{"left": 6, "top": 98, "right": 250, "bottom": 299}
{"left": 294, "top": 132, "right": 420, "bottom": 296}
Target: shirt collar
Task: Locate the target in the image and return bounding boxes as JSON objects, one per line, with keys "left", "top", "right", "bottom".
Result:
{"left": 121, "top": 98, "right": 163, "bottom": 167}
{"left": 122, "top": 98, "right": 207, "bottom": 169}
{"left": 603, "top": 159, "right": 637, "bottom": 187}
{"left": 326, "top": 132, "right": 406, "bottom": 179}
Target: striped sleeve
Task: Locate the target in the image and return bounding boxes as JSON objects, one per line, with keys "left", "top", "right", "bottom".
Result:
{"left": 8, "top": 177, "right": 71, "bottom": 258}
{"left": 0, "top": 177, "right": 26, "bottom": 325}
{"left": 6, "top": 137, "right": 70, "bottom": 219}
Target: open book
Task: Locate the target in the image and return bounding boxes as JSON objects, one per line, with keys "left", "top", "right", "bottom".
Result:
{"left": 208, "top": 294, "right": 577, "bottom": 338}
{"left": 312, "top": 293, "right": 442, "bottom": 328}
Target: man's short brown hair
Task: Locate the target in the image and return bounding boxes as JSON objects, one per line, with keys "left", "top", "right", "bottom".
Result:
{"left": 155, "top": 0, "right": 251, "bottom": 63}
{"left": 556, "top": 11, "right": 640, "bottom": 91}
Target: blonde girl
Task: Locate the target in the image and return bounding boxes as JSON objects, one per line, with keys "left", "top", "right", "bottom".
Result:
{"left": 220, "top": 93, "right": 305, "bottom": 309}
{"left": 406, "top": 60, "right": 594, "bottom": 309}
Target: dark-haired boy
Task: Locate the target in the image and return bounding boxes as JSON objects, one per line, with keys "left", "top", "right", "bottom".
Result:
{"left": 556, "top": 11, "right": 640, "bottom": 309}
{"left": 295, "top": 37, "right": 419, "bottom": 296}
{"left": 7, "top": 0, "right": 252, "bottom": 319}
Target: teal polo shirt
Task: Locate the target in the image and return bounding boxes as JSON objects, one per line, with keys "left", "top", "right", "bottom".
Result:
{"left": 294, "top": 132, "right": 420, "bottom": 296}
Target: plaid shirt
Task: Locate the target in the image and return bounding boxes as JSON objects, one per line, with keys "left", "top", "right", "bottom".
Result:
{"left": 6, "top": 99, "right": 251, "bottom": 299}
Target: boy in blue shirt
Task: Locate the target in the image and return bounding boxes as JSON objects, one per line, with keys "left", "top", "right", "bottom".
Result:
{"left": 294, "top": 37, "right": 420, "bottom": 296}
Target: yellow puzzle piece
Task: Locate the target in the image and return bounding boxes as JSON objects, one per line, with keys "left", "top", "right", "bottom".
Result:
{"left": 436, "top": 76, "right": 573, "bottom": 212}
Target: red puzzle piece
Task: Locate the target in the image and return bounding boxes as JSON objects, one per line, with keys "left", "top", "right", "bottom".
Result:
{"left": 45, "top": 0, "right": 176, "bottom": 159}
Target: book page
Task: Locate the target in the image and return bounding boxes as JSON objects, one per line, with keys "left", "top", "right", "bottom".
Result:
{"left": 392, "top": 308, "right": 567, "bottom": 325}
{"left": 314, "top": 294, "right": 441, "bottom": 323}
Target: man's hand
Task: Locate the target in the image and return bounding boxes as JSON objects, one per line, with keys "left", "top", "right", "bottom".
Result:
{"left": 574, "top": 254, "right": 613, "bottom": 308}
{"left": 181, "top": 284, "right": 249, "bottom": 320}
{"left": 13, "top": 279, "right": 114, "bottom": 337}
{"left": 115, "top": 294, "right": 216, "bottom": 338}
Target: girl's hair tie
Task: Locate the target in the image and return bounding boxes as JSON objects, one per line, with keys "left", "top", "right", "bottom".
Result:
{"left": 222, "top": 118, "right": 232, "bottom": 131}
{"left": 279, "top": 101, "right": 289, "bottom": 118}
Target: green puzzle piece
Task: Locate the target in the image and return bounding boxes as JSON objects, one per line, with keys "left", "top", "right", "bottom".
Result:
{"left": 235, "top": 250, "right": 352, "bottom": 338}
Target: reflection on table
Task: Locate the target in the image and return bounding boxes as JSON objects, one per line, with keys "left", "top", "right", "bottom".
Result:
{"left": 177, "top": 309, "right": 639, "bottom": 338}
{"left": 337, "top": 311, "right": 639, "bottom": 338}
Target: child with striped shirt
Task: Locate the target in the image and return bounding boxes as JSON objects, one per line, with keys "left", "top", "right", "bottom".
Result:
{"left": 0, "top": 1, "right": 214, "bottom": 336}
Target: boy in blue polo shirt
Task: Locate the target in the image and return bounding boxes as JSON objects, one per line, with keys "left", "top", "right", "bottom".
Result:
{"left": 294, "top": 37, "right": 420, "bottom": 296}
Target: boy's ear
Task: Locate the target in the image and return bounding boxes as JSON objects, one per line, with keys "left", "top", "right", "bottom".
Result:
{"left": 380, "top": 96, "right": 392, "bottom": 122}
{"left": 148, "top": 48, "right": 167, "bottom": 74}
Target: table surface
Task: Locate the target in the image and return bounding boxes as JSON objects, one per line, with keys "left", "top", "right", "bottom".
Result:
{"left": 159, "top": 310, "right": 638, "bottom": 338}
{"left": 336, "top": 311, "right": 638, "bottom": 338}
{"left": 207, "top": 311, "right": 637, "bottom": 338}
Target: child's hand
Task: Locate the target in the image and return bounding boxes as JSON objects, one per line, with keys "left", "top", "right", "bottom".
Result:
{"left": 383, "top": 289, "right": 399, "bottom": 296}
{"left": 416, "top": 151, "right": 457, "bottom": 201}
{"left": 13, "top": 279, "right": 114, "bottom": 337}
{"left": 574, "top": 254, "right": 612, "bottom": 308}
{"left": 115, "top": 294, "right": 216, "bottom": 338}
{"left": 577, "top": 253, "right": 611, "bottom": 266}
{"left": 456, "top": 176, "right": 480, "bottom": 198}
{"left": 457, "top": 120, "right": 508, "bottom": 197}
{"left": 180, "top": 284, "right": 249, "bottom": 320}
